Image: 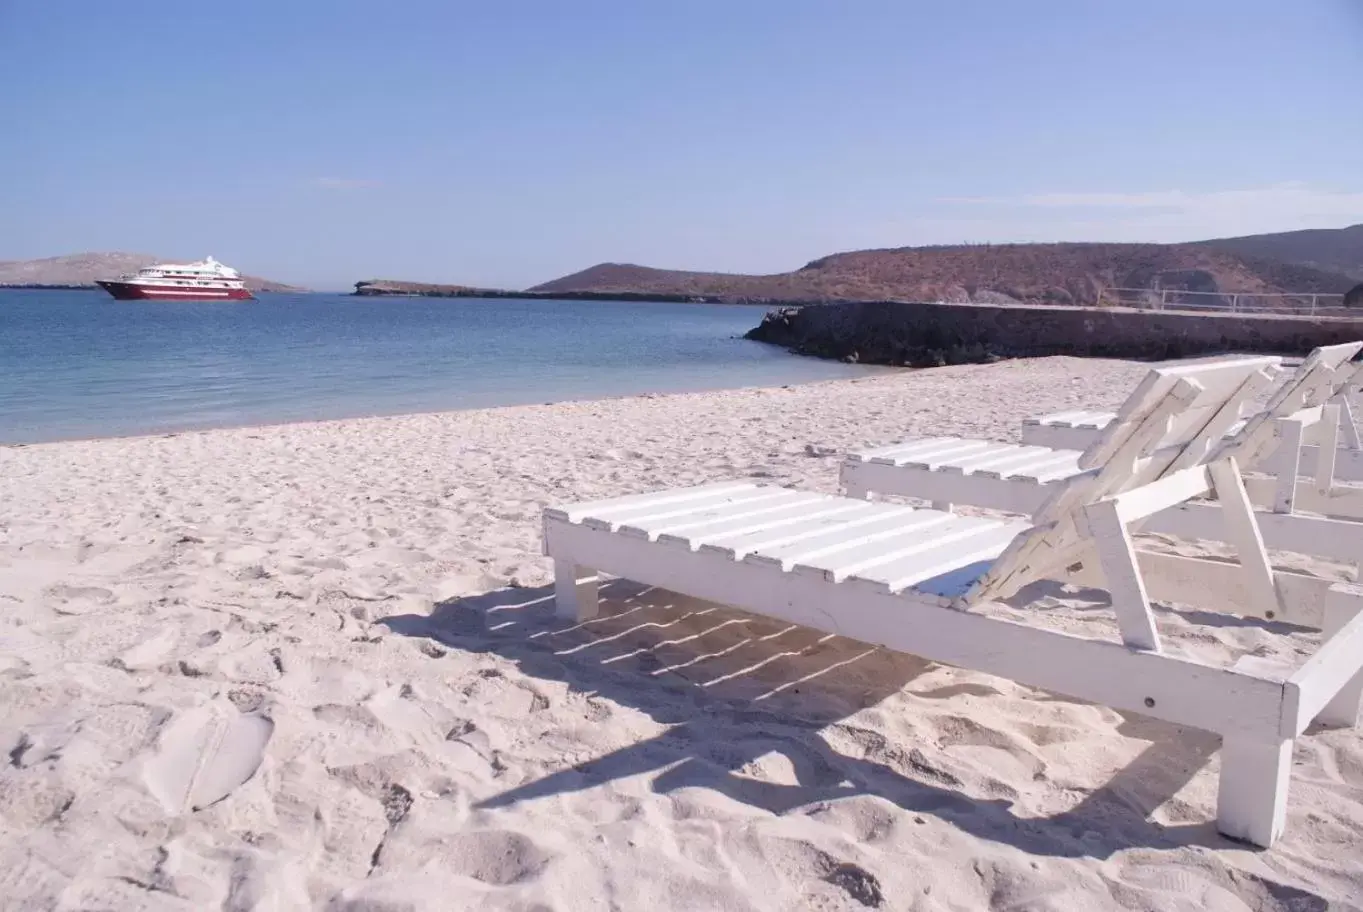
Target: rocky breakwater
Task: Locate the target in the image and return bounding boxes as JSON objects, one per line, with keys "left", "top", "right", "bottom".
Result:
{"left": 746, "top": 300, "right": 1363, "bottom": 366}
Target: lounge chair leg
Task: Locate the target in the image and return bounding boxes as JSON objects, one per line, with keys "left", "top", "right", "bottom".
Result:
{"left": 1271, "top": 418, "right": 1304, "bottom": 513}
{"left": 1336, "top": 394, "right": 1361, "bottom": 450}
{"left": 554, "top": 559, "right": 599, "bottom": 621}
{"left": 1216, "top": 735, "right": 1292, "bottom": 847}
{"left": 1318, "top": 593, "right": 1363, "bottom": 728}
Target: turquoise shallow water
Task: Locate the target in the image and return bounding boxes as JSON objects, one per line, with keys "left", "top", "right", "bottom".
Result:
{"left": 0, "top": 290, "right": 890, "bottom": 444}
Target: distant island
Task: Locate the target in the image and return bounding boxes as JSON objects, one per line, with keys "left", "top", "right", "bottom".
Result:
{"left": 0, "top": 283, "right": 94, "bottom": 291}
{"left": 356, "top": 224, "right": 1363, "bottom": 307}
{"left": 0, "top": 252, "right": 304, "bottom": 292}
{"left": 353, "top": 280, "right": 732, "bottom": 304}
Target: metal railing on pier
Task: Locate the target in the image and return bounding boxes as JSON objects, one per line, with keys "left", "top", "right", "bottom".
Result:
{"left": 1097, "top": 287, "right": 1349, "bottom": 316}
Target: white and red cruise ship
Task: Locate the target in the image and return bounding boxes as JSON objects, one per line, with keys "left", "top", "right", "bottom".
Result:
{"left": 97, "top": 256, "right": 255, "bottom": 300}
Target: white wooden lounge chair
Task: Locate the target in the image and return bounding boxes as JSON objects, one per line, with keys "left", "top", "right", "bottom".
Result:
{"left": 840, "top": 343, "right": 1363, "bottom": 570}
{"left": 544, "top": 355, "right": 1363, "bottom": 848}
{"left": 1022, "top": 349, "right": 1363, "bottom": 468}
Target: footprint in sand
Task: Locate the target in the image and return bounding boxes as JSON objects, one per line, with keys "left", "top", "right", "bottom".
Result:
{"left": 44, "top": 583, "right": 116, "bottom": 615}
{"left": 422, "top": 830, "right": 551, "bottom": 886}
{"left": 142, "top": 698, "right": 273, "bottom": 814}
{"left": 0, "top": 653, "right": 30, "bottom": 678}
{"left": 113, "top": 626, "right": 181, "bottom": 671}
{"left": 220, "top": 642, "right": 289, "bottom": 684}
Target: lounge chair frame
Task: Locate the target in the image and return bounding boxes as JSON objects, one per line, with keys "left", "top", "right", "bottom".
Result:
{"left": 1022, "top": 352, "right": 1363, "bottom": 467}
{"left": 841, "top": 344, "right": 1363, "bottom": 568}
{"left": 544, "top": 356, "right": 1363, "bottom": 848}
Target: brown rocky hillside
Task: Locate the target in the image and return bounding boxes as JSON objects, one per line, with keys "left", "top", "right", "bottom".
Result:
{"left": 529, "top": 241, "right": 1358, "bottom": 306}
{"left": 1196, "top": 224, "right": 1363, "bottom": 280}
{"left": 0, "top": 252, "right": 303, "bottom": 292}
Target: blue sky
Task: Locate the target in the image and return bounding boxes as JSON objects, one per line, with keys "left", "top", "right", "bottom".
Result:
{"left": 3, "top": 0, "right": 1360, "bottom": 290}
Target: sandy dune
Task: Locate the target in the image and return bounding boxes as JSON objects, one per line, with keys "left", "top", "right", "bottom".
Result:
{"left": 1, "top": 356, "right": 1360, "bottom": 910}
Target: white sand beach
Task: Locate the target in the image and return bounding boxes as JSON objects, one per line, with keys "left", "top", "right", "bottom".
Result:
{"left": 2, "top": 355, "right": 1361, "bottom": 911}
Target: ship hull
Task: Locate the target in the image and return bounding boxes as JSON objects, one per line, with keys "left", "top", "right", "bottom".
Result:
{"left": 97, "top": 281, "right": 254, "bottom": 301}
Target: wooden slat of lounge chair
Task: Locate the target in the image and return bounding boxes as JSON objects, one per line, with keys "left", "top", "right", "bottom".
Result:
{"left": 880, "top": 439, "right": 1014, "bottom": 469}
{"left": 701, "top": 502, "right": 930, "bottom": 559}
{"left": 1024, "top": 409, "right": 1116, "bottom": 430}
{"left": 1023, "top": 408, "right": 1105, "bottom": 427}
{"left": 859, "top": 438, "right": 996, "bottom": 467}
{"left": 892, "top": 441, "right": 1013, "bottom": 469}
{"left": 1065, "top": 411, "right": 1115, "bottom": 428}
{"left": 846, "top": 521, "right": 1028, "bottom": 595}
{"left": 850, "top": 436, "right": 978, "bottom": 462}
{"left": 548, "top": 481, "right": 756, "bottom": 523}
{"left": 973, "top": 448, "right": 1083, "bottom": 480}
{"left": 789, "top": 514, "right": 1013, "bottom": 583}
{"left": 1020, "top": 417, "right": 1116, "bottom": 450}
{"left": 1002, "top": 452, "right": 1085, "bottom": 483}
{"left": 933, "top": 444, "right": 1056, "bottom": 475}
{"left": 642, "top": 495, "right": 866, "bottom": 545}
{"left": 582, "top": 487, "right": 789, "bottom": 531}
{"left": 737, "top": 508, "right": 957, "bottom": 568}
{"left": 616, "top": 488, "right": 833, "bottom": 538}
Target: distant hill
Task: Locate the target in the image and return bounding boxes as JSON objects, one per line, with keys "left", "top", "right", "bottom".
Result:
{"left": 1195, "top": 224, "right": 1363, "bottom": 280}
{"left": 528, "top": 238, "right": 1361, "bottom": 307}
{"left": 0, "top": 252, "right": 304, "bottom": 292}
{"left": 352, "top": 277, "right": 723, "bottom": 303}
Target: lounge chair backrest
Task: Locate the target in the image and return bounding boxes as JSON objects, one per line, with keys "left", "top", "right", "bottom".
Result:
{"left": 965, "top": 355, "right": 1283, "bottom": 604}
{"left": 1072, "top": 356, "right": 1280, "bottom": 474}
{"left": 1212, "top": 341, "right": 1363, "bottom": 470}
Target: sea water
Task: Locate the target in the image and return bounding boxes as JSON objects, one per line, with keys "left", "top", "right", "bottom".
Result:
{"left": 0, "top": 289, "right": 889, "bottom": 444}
